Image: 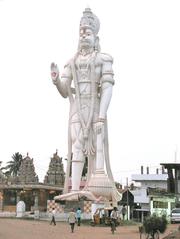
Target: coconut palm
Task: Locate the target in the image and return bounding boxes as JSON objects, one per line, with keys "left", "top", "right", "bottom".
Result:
{"left": 1, "top": 152, "right": 23, "bottom": 176}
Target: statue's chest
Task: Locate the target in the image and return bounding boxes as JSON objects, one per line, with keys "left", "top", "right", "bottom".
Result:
{"left": 75, "top": 56, "right": 101, "bottom": 83}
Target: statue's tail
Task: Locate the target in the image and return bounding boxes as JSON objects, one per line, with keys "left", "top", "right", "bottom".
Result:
{"left": 104, "top": 119, "right": 122, "bottom": 202}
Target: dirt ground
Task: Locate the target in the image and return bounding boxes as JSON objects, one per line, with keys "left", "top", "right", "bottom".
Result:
{"left": 0, "top": 219, "right": 179, "bottom": 239}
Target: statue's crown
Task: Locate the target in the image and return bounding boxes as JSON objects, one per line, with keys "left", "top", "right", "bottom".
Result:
{"left": 80, "top": 7, "right": 100, "bottom": 35}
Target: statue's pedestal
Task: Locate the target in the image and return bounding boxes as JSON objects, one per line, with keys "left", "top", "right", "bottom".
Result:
{"left": 64, "top": 200, "right": 83, "bottom": 212}
{"left": 87, "top": 170, "right": 115, "bottom": 201}
{"left": 54, "top": 170, "right": 121, "bottom": 203}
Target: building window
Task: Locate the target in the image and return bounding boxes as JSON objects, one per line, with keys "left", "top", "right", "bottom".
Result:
{"left": 153, "top": 201, "right": 168, "bottom": 209}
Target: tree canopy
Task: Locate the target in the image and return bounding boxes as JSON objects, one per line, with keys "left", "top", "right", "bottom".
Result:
{"left": 1, "top": 152, "right": 23, "bottom": 177}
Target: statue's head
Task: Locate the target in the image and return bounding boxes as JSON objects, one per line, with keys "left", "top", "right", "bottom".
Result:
{"left": 78, "top": 8, "right": 100, "bottom": 52}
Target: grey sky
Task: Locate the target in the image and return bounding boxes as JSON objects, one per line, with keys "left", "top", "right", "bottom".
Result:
{"left": 0, "top": 0, "right": 180, "bottom": 185}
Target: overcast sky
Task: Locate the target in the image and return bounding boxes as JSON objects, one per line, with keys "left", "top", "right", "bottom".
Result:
{"left": 0, "top": 0, "right": 180, "bottom": 185}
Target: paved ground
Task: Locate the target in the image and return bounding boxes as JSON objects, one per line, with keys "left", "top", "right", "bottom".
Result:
{"left": 0, "top": 218, "right": 179, "bottom": 239}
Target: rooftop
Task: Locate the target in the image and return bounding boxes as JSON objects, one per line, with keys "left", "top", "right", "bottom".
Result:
{"left": 131, "top": 174, "right": 168, "bottom": 181}
{"left": 160, "top": 163, "right": 180, "bottom": 169}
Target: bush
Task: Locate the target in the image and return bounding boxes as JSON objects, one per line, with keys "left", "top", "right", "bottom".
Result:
{"left": 143, "top": 214, "right": 167, "bottom": 236}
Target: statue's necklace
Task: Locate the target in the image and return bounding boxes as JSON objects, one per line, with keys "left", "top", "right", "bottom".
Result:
{"left": 77, "top": 55, "right": 92, "bottom": 81}
{"left": 73, "top": 52, "right": 97, "bottom": 153}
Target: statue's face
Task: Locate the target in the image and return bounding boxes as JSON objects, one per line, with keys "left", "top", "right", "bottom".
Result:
{"left": 79, "top": 28, "right": 95, "bottom": 49}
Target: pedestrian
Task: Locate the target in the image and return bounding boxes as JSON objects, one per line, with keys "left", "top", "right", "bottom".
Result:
{"left": 108, "top": 203, "right": 113, "bottom": 217}
{"left": 68, "top": 208, "right": 76, "bottom": 233}
{"left": 121, "top": 205, "right": 127, "bottom": 220}
{"left": 76, "top": 207, "right": 82, "bottom": 226}
{"left": 100, "top": 208, "right": 104, "bottom": 224}
{"left": 50, "top": 208, "right": 56, "bottom": 226}
{"left": 110, "top": 207, "right": 118, "bottom": 231}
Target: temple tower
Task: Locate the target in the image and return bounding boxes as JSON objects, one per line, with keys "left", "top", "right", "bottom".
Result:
{"left": 18, "top": 153, "right": 39, "bottom": 184}
{"left": 44, "top": 151, "right": 65, "bottom": 186}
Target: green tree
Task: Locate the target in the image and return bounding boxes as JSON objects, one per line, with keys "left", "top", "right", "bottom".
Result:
{"left": 1, "top": 152, "right": 23, "bottom": 176}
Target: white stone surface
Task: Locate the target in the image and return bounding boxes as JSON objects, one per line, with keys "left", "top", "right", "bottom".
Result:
{"left": 16, "top": 200, "right": 25, "bottom": 218}
{"left": 51, "top": 8, "right": 121, "bottom": 202}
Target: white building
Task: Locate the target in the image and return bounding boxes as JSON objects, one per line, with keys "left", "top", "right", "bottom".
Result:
{"left": 131, "top": 168, "right": 168, "bottom": 210}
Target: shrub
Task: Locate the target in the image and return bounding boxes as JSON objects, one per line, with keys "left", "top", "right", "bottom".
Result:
{"left": 143, "top": 214, "right": 167, "bottom": 238}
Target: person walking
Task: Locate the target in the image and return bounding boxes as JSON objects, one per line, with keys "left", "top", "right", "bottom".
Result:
{"left": 76, "top": 207, "right": 82, "bottom": 226}
{"left": 110, "top": 207, "right": 118, "bottom": 233}
{"left": 100, "top": 208, "right": 104, "bottom": 224}
{"left": 50, "top": 208, "right": 56, "bottom": 226}
{"left": 121, "top": 205, "right": 127, "bottom": 220}
{"left": 68, "top": 209, "right": 76, "bottom": 233}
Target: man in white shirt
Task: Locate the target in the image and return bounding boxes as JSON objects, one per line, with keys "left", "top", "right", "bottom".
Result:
{"left": 68, "top": 208, "right": 76, "bottom": 233}
{"left": 110, "top": 207, "right": 118, "bottom": 231}
{"left": 50, "top": 208, "right": 56, "bottom": 226}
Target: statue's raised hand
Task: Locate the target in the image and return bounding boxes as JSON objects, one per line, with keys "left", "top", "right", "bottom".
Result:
{"left": 51, "top": 62, "right": 59, "bottom": 84}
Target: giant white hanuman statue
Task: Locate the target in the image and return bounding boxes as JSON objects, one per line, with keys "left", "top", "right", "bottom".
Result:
{"left": 51, "top": 8, "right": 121, "bottom": 202}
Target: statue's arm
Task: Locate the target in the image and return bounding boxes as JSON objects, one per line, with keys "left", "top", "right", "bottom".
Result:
{"left": 51, "top": 62, "right": 72, "bottom": 98}
{"left": 99, "top": 54, "right": 114, "bottom": 120}
{"left": 99, "top": 82, "right": 113, "bottom": 119}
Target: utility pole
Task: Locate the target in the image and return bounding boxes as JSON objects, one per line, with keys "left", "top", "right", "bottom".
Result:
{"left": 126, "top": 177, "right": 129, "bottom": 220}
{"left": 174, "top": 145, "right": 178, "bottom": 163}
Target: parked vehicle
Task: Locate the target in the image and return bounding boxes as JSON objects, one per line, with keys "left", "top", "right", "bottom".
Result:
{"left": 170, "top": 208, "right": 180, "bottom": 223}
{"left": 93, "top": 207, "right": 121, "bottom": 226}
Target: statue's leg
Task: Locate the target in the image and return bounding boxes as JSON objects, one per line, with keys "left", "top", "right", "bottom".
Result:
{"left": 92, "top": 122, "right": 104, "bottom": 172}
{"left": 96, "top": 128, "right": 104, "bottom": 171}
{"left": 71, "top": 122, "right": 84, "bottom": 191}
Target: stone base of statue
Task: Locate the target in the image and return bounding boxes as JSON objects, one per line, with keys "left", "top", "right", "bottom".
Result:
{"left": 54, "top": 170, "right": 121, "bottom": 203}
{"left": 86, "top": 169, "right": 115, "bottom": 201}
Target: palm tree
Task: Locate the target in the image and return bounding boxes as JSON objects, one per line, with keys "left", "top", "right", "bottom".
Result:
{"left": 2, "top": 152, "right": 23, "bottom": 176}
